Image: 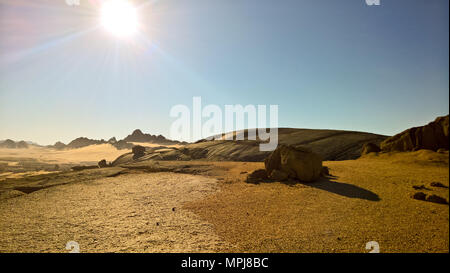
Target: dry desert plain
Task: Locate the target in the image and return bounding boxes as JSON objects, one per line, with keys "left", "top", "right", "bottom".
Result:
{"left": 0, "top": 143, "right": 448, "bottom": 253}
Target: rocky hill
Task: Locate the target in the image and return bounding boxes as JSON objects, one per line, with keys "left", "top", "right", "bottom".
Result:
{"left": 111, "top": 128, "right": 388, "bottom": 165}
{"left": 0, "top": 139, "right": 29, "bottom": 149}
{"left": 380, "top": 115, "right": 449, "bottom": 152}
{"left": 123, "top": 129, "right": 182, "bottom": 145}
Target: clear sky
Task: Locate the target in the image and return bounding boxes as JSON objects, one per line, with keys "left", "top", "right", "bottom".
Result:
{"left": 0, "top": 0, "right": 448, "bottom": 145}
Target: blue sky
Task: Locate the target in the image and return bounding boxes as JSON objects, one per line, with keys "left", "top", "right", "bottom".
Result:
{"left": 0, "top": 0, "right": 448, "bottom": 144}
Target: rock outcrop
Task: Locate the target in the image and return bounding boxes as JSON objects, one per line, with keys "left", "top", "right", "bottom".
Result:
{"left": 264, "top": 145, "right": 322, "bottom": 182}
{"left": 361, "top": 142, "right": 381, "bottom": 155}
{"left": 132, "top": 145, "right": 146, "bottom": 160}
{"left": 98, "top": 159, "right": 108, "bottom": 168}
{"left": 380, "top": 115, "right": 449, "bottom": 152}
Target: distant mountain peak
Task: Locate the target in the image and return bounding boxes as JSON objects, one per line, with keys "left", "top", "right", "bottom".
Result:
{"left": 0, "top": 139, "right": 29, "bottom": 149}
{"left": 48, "top": 129, "right": 181, "bottom": 151}
{"left": 131, "top": 129, "right": 144, "bottom": 136}
{"left": 123, "top": 129, "right": 179, "bottom": 144}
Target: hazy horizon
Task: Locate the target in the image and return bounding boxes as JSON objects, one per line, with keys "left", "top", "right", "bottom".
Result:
{"left": 1, "top": 0, "right": 449, "bottom": 145}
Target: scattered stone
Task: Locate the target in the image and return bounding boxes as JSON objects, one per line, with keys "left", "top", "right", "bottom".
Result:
{"left": 411, "top": 192, "right": 426, "bottom": 201}
{"left": 430, "top": 182, "right": 448, "bottom": 188}
{"left": 264, "top": 144, "right": 322, "bottom": 182}
{"left": 411, "top": 192, "right": 449, "bottom": 205}
{"left": 426, "top": 194, "right": 449, "bottom": 205}
{"left": 246, "top": 169, "right": 268, "bottom": 184}
{"left": 412, "top": 185, "right": 428, "bottom": 190}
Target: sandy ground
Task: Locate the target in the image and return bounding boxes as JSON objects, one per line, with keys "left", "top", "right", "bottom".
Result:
{"left": 0, "top": 144, "right": 131, "bottom": 180}
{"left": 0, "top": 150, "right": 448, "bottom": 253}
{"left": 0, "top": 172, "right": 230, "bottom": 253}
{"left": 0, "top": 144, "right": 129, "bottom": 165}
{"left": 185, "top": 152, "right": 449, "bottom": 253}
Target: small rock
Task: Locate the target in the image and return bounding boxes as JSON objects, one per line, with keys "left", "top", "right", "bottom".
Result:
{"left": 172, "top": 207, "right": 176, "bottom": 212}
{"left": 98, "top": 159, "right": 108, "bottom": 168}
{"left": 411, "top": 192, "right": 426, "bottom": 201}
{"left": 246, "top": 169, "right": 268, "bottom": 184}
{"left": 430, "top": 182, "right": 448, "bottom": 188}
{"left": 412, "top": 185, "right": 428, "bottom": 190}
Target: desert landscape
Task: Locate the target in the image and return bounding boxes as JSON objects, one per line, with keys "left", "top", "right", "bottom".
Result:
{"left": 0, "top": 115, "right": 448, "bottom": 253}
{"left": 0, "top": 0, "right": 448, "bottom": 257}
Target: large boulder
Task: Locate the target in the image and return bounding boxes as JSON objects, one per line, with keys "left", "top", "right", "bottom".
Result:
{"left": 361, "top": 142, "right": 381, "bottom": 155}
{"left": 264, "top": 145, "right": 322, "bottom": 182}
{"left": 380, "top": 115, "right": 449, "bottom": 152}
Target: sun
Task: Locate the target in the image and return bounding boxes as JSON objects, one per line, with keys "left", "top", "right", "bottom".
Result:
{"left": 100, "top": 0, "right": 138, "bottom": 38}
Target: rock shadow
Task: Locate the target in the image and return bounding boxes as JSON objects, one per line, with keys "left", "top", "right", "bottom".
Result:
{"left": 275, "top": 176, "right": 380, "bottom": 201}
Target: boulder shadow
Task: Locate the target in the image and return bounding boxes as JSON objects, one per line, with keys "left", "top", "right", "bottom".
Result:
{"left": 278, "top": 176, "right": 380, "bottom": 201}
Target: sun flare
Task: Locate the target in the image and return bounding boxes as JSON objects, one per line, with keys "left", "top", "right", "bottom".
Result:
{"left": 100, "top": 0, "right": 138, "bottom": 38}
